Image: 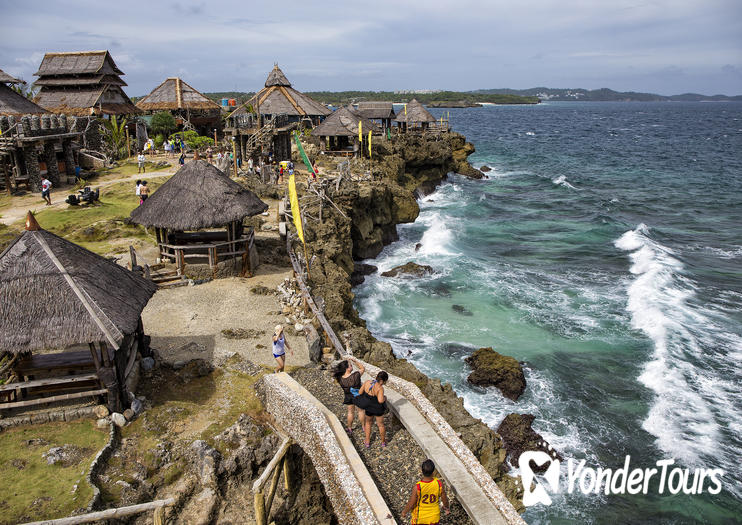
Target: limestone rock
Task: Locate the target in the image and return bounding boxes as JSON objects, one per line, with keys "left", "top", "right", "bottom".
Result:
{"left": 496, "top": 413, "right": 563, "bottom": 472}
{"left": 381, "top": 261, "right": 434, "bottom": 278}
{"left": 131, "top": 398, "right": 144, "bottom": 415}
{"left": 140, "top": 356, "right": 155, "bottom": 371}
{"left": 96, "top": 418, "right": 109, "bottom": 429}
{"left": 111, "top": 412, "right": 127, "bottom": 427}
{"left": 123, "top": 408, "right": 135, "bottom": 421}
{"left": 94, "top": 405, "right": 110, "bottom": 418}
{"left": 465, "top": 347, "right": 526, "bottom": 400}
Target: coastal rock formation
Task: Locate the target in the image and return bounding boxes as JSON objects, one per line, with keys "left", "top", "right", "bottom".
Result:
{"left": 381, "top": 261, "right": 433, "bottom": 278}
{"left": 496, "top": 413, "right": 563, "bottom": 473}
{"left": 350, "top": 263, "right": 377, "bottom": 286}
{"left": 465, "top": 347, "right": 526, "bottom": 400}
{"left": 452, "top": 140, "right": 484, "bottom": 179}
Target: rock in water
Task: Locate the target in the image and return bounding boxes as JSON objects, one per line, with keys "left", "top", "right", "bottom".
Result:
{"left": 381, "top": 261, "right": 434, "bottom": 278}
{"left": 465, "top": 347, "right": 526, "bottom": 400}
{"left": 415, "top": 243, "right": 423, "bottom": 252}
{"left": 452, "top": 304, "right": 473, "bottom": 316}
{"left": 480, "top": 165, "right": 492, "bottom": 172}
{"left": 496, "top": 413, "right": 563, "bottom": 472}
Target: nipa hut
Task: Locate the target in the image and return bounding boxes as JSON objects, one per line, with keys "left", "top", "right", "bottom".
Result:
{"left": 1, "top": 68, "right": 83, "bottom": 194}
{"left": 136, "top": 77, "right": 221, "bottom": 135}
{"left": 226, "top": 64, "right": 331, "bottom": 162}
{"left": 0, "top": 213, "right": 157, "bottom": 415}
{"left": 356, "top": 101, "right": 396, "bottom": 132}
{"left": 33, "top": 50, "right": 139, "bottom": 116}
{"left": 312, "top": 105, "right": 377, "bottom": 155}
{"left": 394, "top": 98, "right": 436, "bottom": 131}
{"left": 129, "top": 160, "right": 268, "bottom": 276}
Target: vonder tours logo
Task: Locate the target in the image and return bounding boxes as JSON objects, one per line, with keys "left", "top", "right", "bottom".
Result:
{"left": 519, "top": 448, "right": 725, "bottom": 507}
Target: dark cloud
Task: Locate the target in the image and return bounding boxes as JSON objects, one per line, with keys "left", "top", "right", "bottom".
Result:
{"left": 0, "top": 0, "right": 739, "bottom": 95}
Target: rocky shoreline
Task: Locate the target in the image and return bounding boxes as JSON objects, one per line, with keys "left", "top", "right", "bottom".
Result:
{"left": 276, "top": 131, "right": 526, "bottom": 509}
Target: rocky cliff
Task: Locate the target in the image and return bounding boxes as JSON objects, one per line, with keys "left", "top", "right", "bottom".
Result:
{"left": 290, "top": 132, "right": 523, "bottom": 508}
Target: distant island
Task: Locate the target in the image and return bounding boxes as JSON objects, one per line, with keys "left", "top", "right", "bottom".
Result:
{"left": 188, "top": 87, "right": 742, "bottom": 107}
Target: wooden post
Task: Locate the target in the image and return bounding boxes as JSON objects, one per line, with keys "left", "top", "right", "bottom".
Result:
{"left": 264, "top": 461, "right": 283, "bottom": 517}
{"left": 129, "top": 245, "right": 137, "bottom": 270}
{"left": 153, "top": 506, "right": 165, "bottom": 525}
{"left": 100, "top": 341, "right": 111, "bottom": 367}
{"left": 88, "top": 342, "right": 101, "bottom": 372}
{"left": 254, "top": 491, "right": 266, "bottom": 525}
{"left": 2, "top": 158, "right": 11, "bottom": 195}
{"left": 232, "top": 137, "right": 238, "bottom": 178}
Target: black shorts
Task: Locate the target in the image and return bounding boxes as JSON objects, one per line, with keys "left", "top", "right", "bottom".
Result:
{"left": 343, "top": 392, "right": 355, "bottom": 405}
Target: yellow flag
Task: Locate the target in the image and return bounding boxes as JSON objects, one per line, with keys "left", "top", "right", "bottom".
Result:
{"left": 288, "top": 173, "right": 304, "bottom": 244}
{"left": 358, "top": 121, "right": 362, "bottom": 144}
{"left": 368, "top": 130, "right": 372, "bottom": 158}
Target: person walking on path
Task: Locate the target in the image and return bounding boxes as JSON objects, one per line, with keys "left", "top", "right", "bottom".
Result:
{"left": 135, "top": 179, "right": 142, "bottom": 204}
{"left": 333, "top": 357, "right": 366, "bottom": 433}
{"left": 138, "top": 152, "right": 146, "bottom": 173}
{"left": 353, "top": 370, "right": 389, "bottom": 448}
{"left": 41, "top": 177, "right": 52, "bottom": 205}
{"left": 139, "top": 181, "right": 149, "bottom": 203}
{"left": 402, "top": 459, "right": 450, "bottom": 524}
{"left": 247, "top": 157, "right": 254, "bottom": 175}
{"left": 272, "top": 324, "right": 293, "bottom": 373}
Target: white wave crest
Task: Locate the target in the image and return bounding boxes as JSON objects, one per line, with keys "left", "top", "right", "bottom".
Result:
{"left": 615, "top": 224, "right": 742, "bottom": 481}
{"left": 552, "top": 175, "right": 579, "bottom": 190}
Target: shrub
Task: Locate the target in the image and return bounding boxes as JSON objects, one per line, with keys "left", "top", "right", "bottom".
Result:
{"left": 151, "top": 112, "right": 177, "bottom": 137}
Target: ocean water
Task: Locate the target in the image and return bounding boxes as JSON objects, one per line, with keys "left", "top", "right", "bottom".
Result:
{"left": 354, "top": 102, "right": 742, "bottom": 524}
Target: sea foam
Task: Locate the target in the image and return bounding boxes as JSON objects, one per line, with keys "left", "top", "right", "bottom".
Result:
{"left": 615, "top": 224, "right": 742, "bottom": 493}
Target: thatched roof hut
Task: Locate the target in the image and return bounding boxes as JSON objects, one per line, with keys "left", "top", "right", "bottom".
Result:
{"left": 0, "top": 84, "right": 49, "bottom": 116}
{"left": 136, "top": 77, "right": 220, "bottom": 112}
{"left": 312, "top": 106, "right": 376, "bottom": 137}
{"left": 356, "top": 101, "right": 395, "bottom": 120}
{"left": 394, "top": 98, "right": 435, "bottom": 124}
{"left": 0, "top": 213, "right": 157, "bottom": 354}
{"left": 33, "top": 51, "right": 139, "bottom": 116}
{"left": 130, "top": 160, "right": 267, "bottom": 230}
{"left": 0, "top": 68, "right": 23, "bottom": 84}
{"left": 232, "top": 64, "right": 330, "bottom": 119}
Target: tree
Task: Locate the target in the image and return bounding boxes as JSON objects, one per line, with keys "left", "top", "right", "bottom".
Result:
{"left": 169, "top": 130, "right": 213, "bottom": 151}
{"left": 11, "top": 80, "right": 38, "bottom": 100}
{"left": 151, "top": 111, "right": 177, "bottom": 137}
{"left": 102, "top": 115, "right": 129, "bottom": 160}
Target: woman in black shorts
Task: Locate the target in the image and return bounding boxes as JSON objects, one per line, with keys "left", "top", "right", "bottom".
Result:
{"left": 353, "top": 370, "right": 389, "bottom": 448}
{"left": 333, "top": 356, "right": 366, "bottom": 434}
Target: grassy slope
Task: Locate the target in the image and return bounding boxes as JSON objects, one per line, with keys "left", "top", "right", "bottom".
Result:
{"left": 0, "top": 420, "right": 109, "bottom": 524}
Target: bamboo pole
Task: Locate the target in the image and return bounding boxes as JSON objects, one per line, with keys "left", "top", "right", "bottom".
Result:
{"left": 252, "top": 438, "right": 292, "bottom": 493}
{"left": 153, "top": 506, "right": 165, "bottom": 525}
{"left": 282, "top": 454, "right": 291, "bottom": 491}
{"left": 19, "top": 498, "right": 175, "bottom": 525}
{"left": 254, "top": 491, "right": 266, "bottom": 525}
{"left": 264, "top": 460, "right": 283, "bottom": 517}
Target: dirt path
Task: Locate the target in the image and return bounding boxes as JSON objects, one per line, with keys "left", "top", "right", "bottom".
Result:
{"left": 142, "top": 264, "right": 310, "bottom": 371}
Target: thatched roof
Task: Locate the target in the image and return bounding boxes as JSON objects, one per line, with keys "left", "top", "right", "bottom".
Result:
{"left": 265, "top": 64, "right": 291, "bottom": 87}
{"left": 0, "top": 84, "right": 49, "bottom": 116}
{"left": 356, "top": 101, "right": 395, "bottom": 120}
{"left": 136, "top": 77, "right": 220, "bottom": 111}
{"left": 231, "top": 65, "right": 330, "bottom": 118}
{"left": 34, "top": 86, "right": 140, "bottom": 116}
{"left": 34, "top": 50, "right": 124, "bottom": 77}
{"left": 0, "top": 68, "right": 23, "bottom": 85}
{"left": 312, "top": 106, "right": 377, "bottom": 137}
{"left": 34, "top": 74, "right": 126, "bottom": 87}
{"left": 0, "top": 213, "right": 157, "bottom": 354}
{"left": 394, "top": 99, "right": 435, "bottom": 124}
{"left": 129, "top": 161, "right": 268, "bottom": 230}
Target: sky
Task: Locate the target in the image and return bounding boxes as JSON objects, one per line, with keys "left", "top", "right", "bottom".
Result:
{"left": 1, "top": 0, "right": 740, "bottom": 97}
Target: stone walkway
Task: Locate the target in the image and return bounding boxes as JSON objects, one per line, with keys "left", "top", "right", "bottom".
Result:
{"left": 291, "top": 366, "right": 473, "bottom": 525}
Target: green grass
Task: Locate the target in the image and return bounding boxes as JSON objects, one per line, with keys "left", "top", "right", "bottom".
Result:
{"left": 0, "top": 420, "right": 109, "bottom": 524}
{"left": 30, "top": 181, "right": 163, "bottom": 253}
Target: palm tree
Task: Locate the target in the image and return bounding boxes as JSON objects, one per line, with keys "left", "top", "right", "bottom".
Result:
{"left": 11, "top": 80, "right": 38, "bottom": 100}
{"left": 102, "top": 115, "right": 129, "bottom": 160}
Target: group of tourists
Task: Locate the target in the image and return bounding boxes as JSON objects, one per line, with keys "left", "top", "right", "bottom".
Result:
{"left": 134, "top": 180, "right": 149, "bottom": 205}
{"left": 271, "top": 328, "right": 450, "bottom": 523}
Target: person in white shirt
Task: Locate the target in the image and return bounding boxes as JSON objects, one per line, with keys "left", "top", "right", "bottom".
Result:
{"left": 41, "top": 178, "right": 52, "bottom": 205}
{"left": 138, "top": 152, "right": 146, "bottom": 173}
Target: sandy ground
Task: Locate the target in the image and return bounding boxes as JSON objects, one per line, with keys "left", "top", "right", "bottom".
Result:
{"left": 141, "top": 263, "right": 309, "bottom": 371}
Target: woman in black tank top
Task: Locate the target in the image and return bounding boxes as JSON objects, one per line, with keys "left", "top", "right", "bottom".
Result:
{"left": 333, "top": 357, "right": 366, "bottom": 433}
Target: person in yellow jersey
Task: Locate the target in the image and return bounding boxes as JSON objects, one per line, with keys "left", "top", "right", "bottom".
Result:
{"left": 402, "top": 459, "right": 450, "bottom": 524}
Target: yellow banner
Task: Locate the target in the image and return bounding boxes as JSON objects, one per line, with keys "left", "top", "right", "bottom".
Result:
{"left": 358, "top": 121, "right": 362, "bottom": 144}
{"left": 288, "top": 173, "right": 304, "bottom": 244}
{"left": 368, "top": 130, "right": 372, "bottom": 158}
{"left": 404, "top": 104, "right": 407, "bottom": 118}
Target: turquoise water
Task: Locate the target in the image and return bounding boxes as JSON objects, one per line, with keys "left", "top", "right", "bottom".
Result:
{"left": 354, "top": 102, "right": 742, "bottom": 524}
